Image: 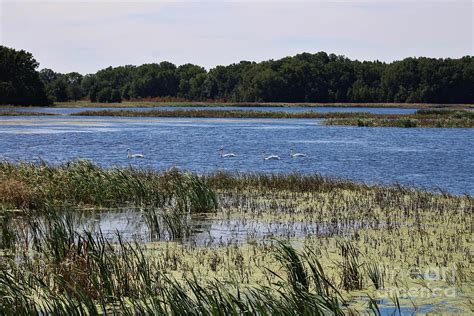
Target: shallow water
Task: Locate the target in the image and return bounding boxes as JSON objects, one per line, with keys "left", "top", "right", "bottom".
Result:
{"left": 0, "top": 115, "right": 472, "bottom": 194}
{"left": 76, "top": 210, "right": 362, "bottom": 246}
{"left": 357, "top": 297, "right": 463, "bottom": 315}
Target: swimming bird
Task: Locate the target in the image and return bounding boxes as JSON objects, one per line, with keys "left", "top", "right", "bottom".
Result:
{"left": 127, "top": 148, "right": 144, "bottom": 159}
{"left": 290, "top": 149, "right": 307, "bottom": 158}
{"left": 218, "top": 148, "right": 237, "bottom": 158}
{"left": 262, "top": 151, "right": 281, "bottom": 160}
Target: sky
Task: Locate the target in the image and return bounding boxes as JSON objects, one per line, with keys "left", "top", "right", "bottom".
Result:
{"left": 1, "top": 0, "right": 472, "bottom": 74}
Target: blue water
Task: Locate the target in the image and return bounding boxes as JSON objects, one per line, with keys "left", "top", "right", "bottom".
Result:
{"left": 0, "top": 106, "right": 417, "bottom": 115}
{"left": 1, "top": 115, "right": 472, "bottom": 194}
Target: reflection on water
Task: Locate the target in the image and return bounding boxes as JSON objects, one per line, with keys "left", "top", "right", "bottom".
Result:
{"left": 355, "top": 297, "right": 462, "bottom": 315}
{"left": 75, "top": 210, "right": 362, "bottom": 246}
{"left": 1, "top": 114, "right": 473, "bottom": 194}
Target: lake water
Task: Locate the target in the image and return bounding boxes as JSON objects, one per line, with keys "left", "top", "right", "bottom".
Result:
{"left": 3, "top": 107, "right": 468, "bottom": 315}
{"left": 75, "top": 210, "right": 365, "bottom": 245}
{"left": 0, "top": 112, "right": 472, "bottom": 195}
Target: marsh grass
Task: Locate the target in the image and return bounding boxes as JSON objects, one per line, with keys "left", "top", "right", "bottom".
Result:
{"left": 73, "top": 109, "right": 380, "bottom": 119}
{"left": 0, "top": 211, "right": 348, "bottom": 315}
{"left": 1, "top": 161, "right": 472, "bottom": 314}
{"left": 338, "top": 242, "right": 363, "bottom": 291}
{"left": 72, "top": 108, "right": 473, "bottom": 127}
{"left": 0, "top": 160, "right": 217, "bottom": 213}
{"left": 331, "top": 117, "right": 473, "bottom": 128}
{"left": 416, "top": 109, "right": 474, "bottom": 118}
{"left": 203, "top": 171, "right": 368, "bottom": 193}
{"left": 327, "top": 109, "right": 473, "bottom": 128}
{"left": 0, "top": 111, "right": 57, "bottom": 116}
{"left": 0, "top": 209, "right": 16, "bottom": 250}
{"left": 161, "top": 210, "right": 191, "bottom": 239}
{"left": 55, "top": 100, "right": 473, "bottom": 109}
{"left": 366, "top": 262, "right": 385, "bottom": 290}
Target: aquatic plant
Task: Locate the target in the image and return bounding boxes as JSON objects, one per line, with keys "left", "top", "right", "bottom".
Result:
{"left": 416, "top": 108, "right": 474, "bottom": 119}
{"left": 0, "top": 213, "right": 348, "bottom": 315}
{"left": 72, "top": 108, "right": 384, "bottom": 119}
{"left": 0, "top": 111, "right": 57, "bottom": 116}
{"left": 72, "top": 108, "right": 473, "bottom": 128}
{"left": 366, "top": 262, "right": 384, "bottom": 290}
{"left": 326, "top": 109, "right": 473, "bottom": 128}
{"left": 338, "top": 241, "right": 363, "bottom": 291}
{"left": 0, "top": 160, "right": 217, "bottom": 213}
{"left": 0, "top": 209, "right": 16, "bottom": 250}
{"left": 1, "top": 160, "right": 472, "bottom": 314}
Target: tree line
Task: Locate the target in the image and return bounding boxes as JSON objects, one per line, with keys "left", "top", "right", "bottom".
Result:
{"left": 1, "top": 45, "right": 473, "bottom": 106}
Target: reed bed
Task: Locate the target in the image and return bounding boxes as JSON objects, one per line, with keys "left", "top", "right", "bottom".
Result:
{"left": 0, "top": 111, "right": 57, "bottom": 116}
{"left": 0, "top": 160, "right": 217, "bottom": 212}
{"left": 0, "top": 212, "right": 346, "bottom": 314}
{"left": 1, "top": 161, "right": 472, "bottom": 314}
{"left": 326, "top": 117, "right": 473, "bottom": 128}
{"left": 326, "top": 109, "right": 473, "bottom": 128}
{"left": 55, "top": 100, "right": 473, "bottom": 109}
{"left": 71, "top": 108, "right": 473, "bottom": 128}
{"left": 72, "top": 109, "right": 381, "bottom": 119}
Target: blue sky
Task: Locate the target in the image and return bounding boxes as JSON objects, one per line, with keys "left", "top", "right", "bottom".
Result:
{"left": 1, "top": 0, "right": 472, "bottom": 74}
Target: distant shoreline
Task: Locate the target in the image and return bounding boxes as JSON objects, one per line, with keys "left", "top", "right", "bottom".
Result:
{"left": 1, "top": 101, "right": 473, "bottom": 110}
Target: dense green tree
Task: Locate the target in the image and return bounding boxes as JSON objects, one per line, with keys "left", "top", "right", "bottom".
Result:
{"left": 47, "top": 77, "right": 69, "bottom": 102}
{"left": 42, "top": 72, "right": 84, "bottom": 102}
{"left": 63, "top": 72, "right": 84, "bottom": 101}
{"left": 97, "top": 87, "right": 112, "bottom": 103}
{"left": 62, "top": 53, "right": 474, "bottom": 104}
{"left": 89, "top": 84, "right": 99, "bottom": 102}
{"left": 3, "top": 45, "right": 473, "bottom": 105}
{"left": 0, "top": 46, "right": 50, "bottom": 105}
{"left": 110, "top": 89, "right": 122, "bottom": 103}
{"left": 39, "top": 68, "right": 59, "bottom": 85}
{"left": 177, "top": 64, "right": 206, "bottom": 99}
{"left": 188, "top": 73, "right": 208, "bottom": 100}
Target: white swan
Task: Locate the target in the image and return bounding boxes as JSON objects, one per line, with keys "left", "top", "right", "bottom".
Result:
{"left": 262, "top": 151, "right": 281, "bottom": 160}
{"left": 290, "top": 149, "right": 307, "bottom": 158}
{"left": 218, "top": 148, "right": 237, "bottom": 158}
{"left": 127, "top": 148, "right": 144, "bottom": 159}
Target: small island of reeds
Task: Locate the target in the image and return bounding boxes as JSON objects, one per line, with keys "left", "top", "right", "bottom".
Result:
{"left": 72, "top": 108, "right": 474, "bottom": 128}
{"left": 0, "top": 111, "right": 57, "bottom": 116}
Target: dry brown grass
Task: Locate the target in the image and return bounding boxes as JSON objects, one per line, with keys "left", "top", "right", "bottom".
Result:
{"left": 0, "top": 178, "right": 30, "bottom": 209}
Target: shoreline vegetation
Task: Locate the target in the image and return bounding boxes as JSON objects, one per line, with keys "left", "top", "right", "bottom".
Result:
{"left": 1, "top": 100, "right": 473, "bottom": 110}
{"left": 54, "top": 101, "right": 474, "bottom": 109}
{"left": 72, "top": 108, "right": 474, "bottom": 128}
{"left": 2, "top": 159, "right": 432, "bottom": 212}
{"left": 326, "top": 109, "right": 474, "bottom": 128}
{"left": 1, "top": 160, "right": 472, "bottom": 314}
{"left": 0, "top": 111, "right": 57, "bottom": 116}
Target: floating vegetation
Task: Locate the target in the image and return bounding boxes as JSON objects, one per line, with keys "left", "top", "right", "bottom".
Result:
{"left": 0, "top": 161, "right": 472, "bottom": 314}
{"left": 0, "top": 210, "right": 347, "bottom": 314}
